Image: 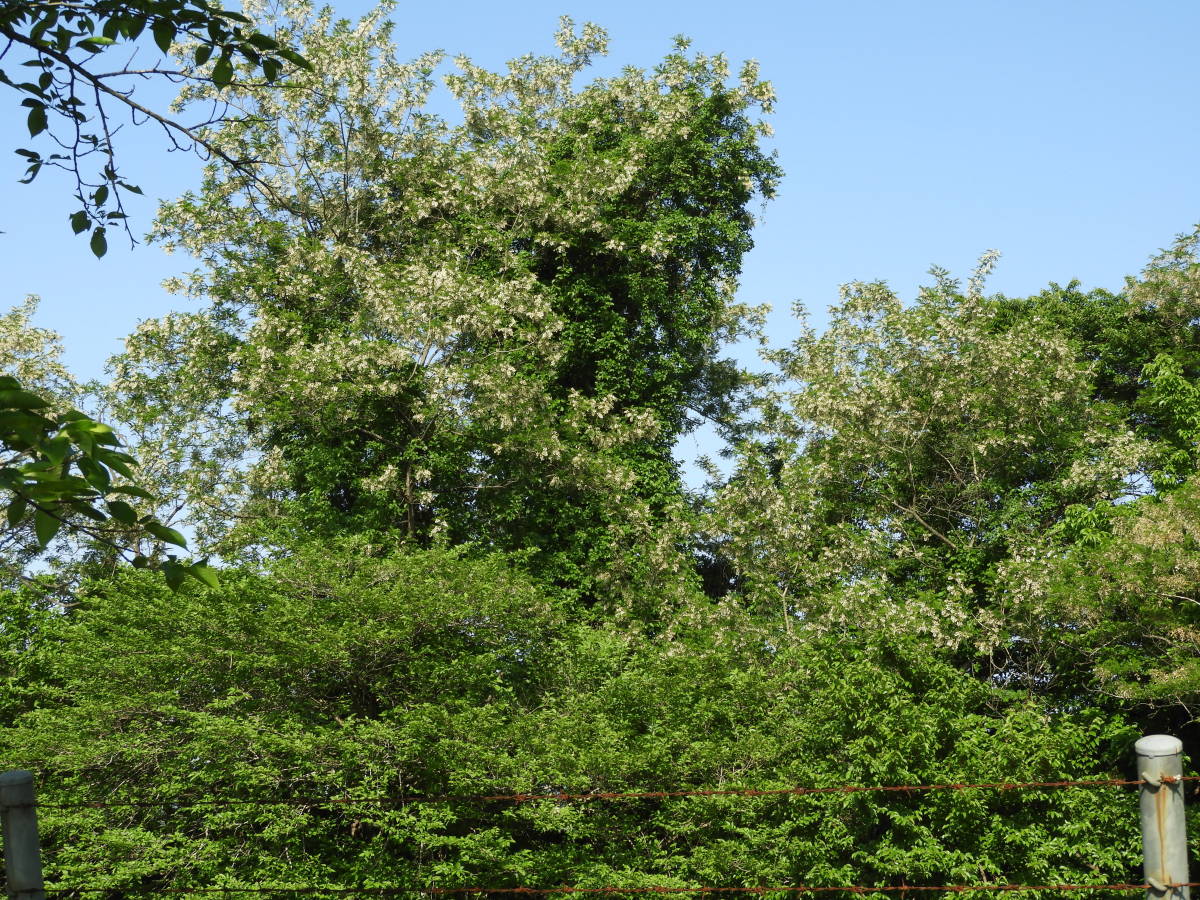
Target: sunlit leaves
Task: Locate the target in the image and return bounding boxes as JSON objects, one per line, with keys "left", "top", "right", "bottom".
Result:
{"left": 0, "top": 372, "right": 214, "bottom": 589}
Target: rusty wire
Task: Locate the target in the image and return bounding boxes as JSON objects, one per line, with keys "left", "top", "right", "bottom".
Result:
{"left": 40, "top": 882, "right": 1190, "bottom": 896}
{"left": 37, "top": 775, "right": 1185, "bottom": 811}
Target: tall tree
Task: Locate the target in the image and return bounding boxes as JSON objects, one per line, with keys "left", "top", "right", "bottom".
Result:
{"left": 114, "top": 2, "right": 779, "bottom": 599}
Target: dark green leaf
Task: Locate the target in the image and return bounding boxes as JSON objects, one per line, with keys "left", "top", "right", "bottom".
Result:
{"left": 26, "top": 104, "right": 47, "bottom": 137}
{"left": 5, "top": 497, "right": 27, "bottom": 528}
{"left": 93, "top": 184, "right": 108, "bottom": 206}
{"left": 108, "top": 485, "right": 155, "bottom": 500}
{"left": 195, "top": 43, "right": 214, "bottom": 66}
{"left": 33, "top": 508, "right": 60, "bottom": 546}
{"left": 76, "top": 455, "right": 111, "bottom": 491}
{"left": 105, "top": 499, "right": 137, "bottom": 526}
{"left": 212, "top": 55, "right": 233, "bottom": 87}
{"left": 68, "top": 499, "right": 108, "bottom": 522}
{"left": 70, "top": 210, "right": 89, "bottom": 234}
{"left": 145, "top": 521, "right": 187, "bottom": 548}
{"left": 277, "top": 48, "right": 310, "bottom": 69}
{"left": 151, "top": 18, "right": 175, "bottom": 54}
{"left": 161, "top": 559, "right": 186, "bottom": 590}
{"left": 247, "top": 32, "right": 278, "bottom": 50}
{"left": 0, "top": 389, "right": 51, "bottom": 410}
{"left": 90, "top": 226, "right": 107, "bottom": 257}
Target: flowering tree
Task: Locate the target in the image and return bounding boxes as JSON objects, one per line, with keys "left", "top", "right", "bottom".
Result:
{"left": 708, "top": 257, "right": 1149, "bottom": 659}
{"left": 114, "top": 1, "right": 779, "bottom": 601}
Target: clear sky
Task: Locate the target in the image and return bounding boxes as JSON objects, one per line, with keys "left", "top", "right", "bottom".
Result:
{"left": 3, "top": 0, "right": 1198, "bottom": 400}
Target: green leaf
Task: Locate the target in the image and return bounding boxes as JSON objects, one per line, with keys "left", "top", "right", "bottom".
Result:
{"left": 277, "top": 48, "right": 310, "bottom": 70}
{"left": 41, "top": 433, "right": 72, "bottom": 465}
{"left": 145, "top": 521, "right": 187, "bottom": 548}
{"left": 90, "top": 226, "right": 107, "bottom": 258}
{"left": 78, "top": 36, "right": 116, "bottom": 49}
{"left": 68, "top": 499, "right": 108, "bottom": 522}
{"left": 0, "top": 389, "right": 51, "bottom": 410}
{"left": 151, "top": 19, "right": 175, "bottom": 54}
{"left": 108, "top": 485, "right": 155, "bottom": 500}
{"left": 262, "top": 57, "right": 281, "bottom": 83}
{"left": 93, "top": 184, "right": 108, "bottom": 206}
{"left": 195, "top": 43, "right": 213, "bottom": 66}
{"left": 186, "top": 561, "right": 220, "bottom": 589}
{"left": 94, "top": 448, "right": 135, "bottom": 478}
{"left": 247, "top": 32, "right": 278, "bottom": 51}
{"left": 212, "top": 55, "right": 234, "bottom": 87}
{"left": 33, "top": 508, "right": 60, "bottom": 546}
{"left": 26, "top": 104, "right": 47, "bottom": 137}
{"left": 76, "top": 455, "right": 111, "bottom": 491}
{"left": 105, "top": 499, "right": 137, "bottom": 526}
{"left": 70, "top": 210, "right": 89, "bottom": 234}
{"left": 5, "top": 497, "right": 27, "bottom": 528}
{"left": 161, "top": 559, "right": 187, "bottom": 591}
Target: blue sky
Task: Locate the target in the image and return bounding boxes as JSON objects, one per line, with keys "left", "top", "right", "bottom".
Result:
{"left": 3, "top": 0, "right": 1198, "bottom": 407}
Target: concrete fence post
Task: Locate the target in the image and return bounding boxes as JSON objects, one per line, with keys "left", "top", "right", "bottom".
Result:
{"left": 0, "top": 770, "right": 45, "bottom": 900}
{"left": 1137, "top": 735, "right": 1190, "bottom": 900}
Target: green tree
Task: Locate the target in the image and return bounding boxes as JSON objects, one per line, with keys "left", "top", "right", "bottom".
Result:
{"left": 987, "top": 228, "right": 1200, "bottom": 723}
{"left": 709, "top": 257, "right": 1143, "bottom": 660}
{"left": 114, "top": 3, "right": 778, "bottom": 600}
{"left": 709, "top": 227, "right": 1200, "bottom": 743}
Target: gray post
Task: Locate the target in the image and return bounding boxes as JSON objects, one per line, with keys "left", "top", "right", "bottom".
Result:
{"left": 1137, "top": 735, "right": 1190, "bottom": 900}
{"left": 0, "top": 770, "right": 45, "bottom": 900}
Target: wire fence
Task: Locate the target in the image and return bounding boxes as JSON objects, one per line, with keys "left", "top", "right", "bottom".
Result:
{"left": 17, "top": 769, "right": 1188, "bottom": 899}
{"left": 34, "top": 883, "right": 1200, "bottom": 896}
{"left": 36, "top": 774, "right": 1190, "bottom": 811}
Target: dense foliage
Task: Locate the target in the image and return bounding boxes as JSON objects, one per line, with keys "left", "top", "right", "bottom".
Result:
{"left": 2, "top": 3, "right": 1199, "bottom": 896}
{"left": 1, "top": 551, "right": 1141, "bottom": 894}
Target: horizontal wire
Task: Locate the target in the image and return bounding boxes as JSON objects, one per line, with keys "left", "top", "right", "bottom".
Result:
{"left": 42, "top": 882, "right": 1186, "bottom": 895}
{"left": 39, "top": 776, "right": 1182, "bottom": 811}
